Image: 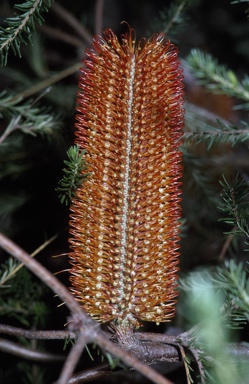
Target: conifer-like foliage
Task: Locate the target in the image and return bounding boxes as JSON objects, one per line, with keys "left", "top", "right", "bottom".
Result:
{"left": 56, "top": 145, "right": 89, "bottom": 206}
{"left": 0, "top": 1, "right": 249, "bottom": 384}
{"left": 0, "top": 0, "right": 52, "bottom": 66}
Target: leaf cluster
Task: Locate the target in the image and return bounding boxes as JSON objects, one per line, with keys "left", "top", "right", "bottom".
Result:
{"left": 184, "top": 115, "right": 249, "bottom": 149}
{"left": 0, "top": 257, "right": 20, "bottom": 288}
{"left": 0, "top": 89, "right": 62, "bottom": 230}
{"left": 219, "top": 174, "right": 249, "bottom": 239}
{"left": 0, "top": 262, "right": 49, "bottom": 327}
{"left": 0, "top": 90, "right": 61, "bottom": 143}
{"left": 179, "top": 260, "right": 249, "bottom": 383}
{"left": 56, "top": 145, "right": 90, "bottom": 206}
{"left": 215, "top": 260, "right": 249, "bottom": 323}
{"left": 180, "top": 260, "right": 249, "bottom": 327}
{"left": 149, "top": 0, "right": 193, "bottom": 41}
{"left": 186, "top": 49, "right": 249, "bottom": 107}
{"left": 0, "top": 0, "right": 52, "bottom": 66}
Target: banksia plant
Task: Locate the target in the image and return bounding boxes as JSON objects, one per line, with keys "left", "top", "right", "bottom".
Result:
{"left": 69, "top": 27, "right": 184, "bottom": 330}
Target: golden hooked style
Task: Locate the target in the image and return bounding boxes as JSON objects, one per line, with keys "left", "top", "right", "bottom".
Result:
{"left": 69, "top": 27, "right": 184, "bottom": 327}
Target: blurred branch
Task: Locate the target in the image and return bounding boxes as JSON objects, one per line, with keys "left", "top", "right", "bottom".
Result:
{"left": 51, "top": 2, "right": 93, "bottom": 44}
{"left": 95, "top": 0, "right": 104, "bottom": 35}
{"left": 163, "top": 0, "right": 188, "bottom": 36}
{"left": 14, "top": 62, "right": 81, "bottom": 100}
{"left": 218, "top": 231, "right": 235, "bottom": 262}
{"left": 67, "top": 363, "right": 113, "bottom": 384}
{"left": 0, "top": 337, "right": 64, "bottom": 362}
{"left": 39, "top": 24, "right": 85, "bottom": 47}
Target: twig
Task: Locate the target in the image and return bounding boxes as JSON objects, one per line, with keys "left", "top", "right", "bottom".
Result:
{"left": 14, "top": 62, "right": 82, "bottom": 100}
{"left": 95, "top": 0, "right": 104, "bottom": 35}
{"left": 184, "top": 101, "right": 230, "bottom": 126}
{"left": 0, "top": 232, "right": 59, "bottom": 287}
{"left": 178, "top": 345, "right": 193, "bottom": 384}
{"left": 0, "top": 233, "right": 173, "bottom": 384}
{"left": 55, "top": 329, "right": 87, "bottom": 384}
{"left": 184, "top": 346, "right": 205, "bottom": 384}
{"left": 39, "top": 24, "right": 85, "bottom": 47}
{"left": 0, "top": 324, "right": 76, "bottom": 340}
{"left": 0, "top": 0, "right": 42, "bottom": 52}
{"left": 0, "top": 116, "right": 21, "bottom": 144}
{"left": 67, "top": 363, "right": 113, "bottom": 384}
{"left": 218, "top": 230, "right": 235, "bottom": 262}
{"left": 90, "top": 332, "right": 174, "bottom": 384}
{"left": 163, "top": 0, "right": 188, "bottom": 36}
{"left": 0, "top": 337, "right": 64, "bottom": 362}
{"left": 51, "top": 2, "right": 93, "bottom": 44}
{"left": 0, "top": 232, "right": 95, "bottom": 327}
{"left": 136, "top": 332, "right": 178, "bottom": 344}
{"left": 225, "top": 343, "right": 249, "bottom": 360}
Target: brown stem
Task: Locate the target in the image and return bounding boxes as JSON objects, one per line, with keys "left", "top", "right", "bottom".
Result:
{"left": 56, "top": 329, "right": 87, "bottom": 384}
{"left": 0, "top": 232, "right": 59, "bottom": 287}
{"left": 0, "top": 233, "right": 88, "bottom": 316}
{"left": 51, "top": 2, "right": 93, "bottom": 44}
{"left": 67, "top": 363, "right": 113, "bottom": 384}
{"left": 14, "top": 62, "right": 82, "bottom": 101}
{"left": 0, "top": 324, "right": 76, "bottom": 340}
{"left": 90, "top": 332, "right": 174, "bottom": 384}
{"left": 0, "top": 233, "right": 173, "bottom": 384}
{"left": 183, "top": 345, "right": 205, "bottom": 384}
{"left": 218, "top": 230, "right": 235, "bottom": 262}
{"left": 0, "top": 338, "right": 64, "bottom": 362}
{"left": 225, "top": 343, "right": 249, "bottom": 360}
{"left": 178, "top": 345, "right": 194, "bottom": 384}
{"left": 136, "top": 332, "right": 178, "bottom": 344}
{"left": 95, "top": 0, "right": 104, "bottom": 35}
{"left": 39, "top": 24, "right": 85, "bottom": 47}
{"left": 163, "top": 0, "right": 188, "bottom": 35}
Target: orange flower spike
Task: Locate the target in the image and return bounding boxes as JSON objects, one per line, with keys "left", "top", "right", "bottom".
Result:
{"left": 69, "top": 27, "right": 184, "bottom": 328}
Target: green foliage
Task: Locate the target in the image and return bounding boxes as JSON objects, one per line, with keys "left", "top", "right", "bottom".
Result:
{"left": 215, "top": 260, "right": 249, "bottom": 323}
{"left": 0, "top": 257, "right": 20, "bottom": 288}
{"left": 0, "top": 90, "right": 62, "bottom": 141}
{"left": 56, "top": 145, "right": 89, "bottom": 206}
{"left": 182, "top": 149, "right": 221, "bottom": 221}
{"left": 0, "top": 192, "right": 28, "bottom": 231}
{"left": 0, "top": 0, "right": 52, "bottom": 66}
{"left": 0, "top": 265, "right": 49, "bottom": 327}
{"left": 180, "top": 260, "right": 249, "bottom": 328}
{"left": 179, "top": 262, "right": 249, "bottom": 383}
{"left": 0, "top": 88, "right": 62, "bottom": 234}
{"left": 219, "top": 174, "right": 249, "bottom": 239}
{"left": 18, "top": 362, "right": 45, "bottom": 384}
{"left": 149, "top": 0, "right": 193, "bottom": 40}
{"left": 184, "top": 116, "right": 249, "bottom": 149}
{"left": 0, "top": 137, "right": 31, "bottom": 183}
{"left": 186, "top": 49, "right": 249, "bottom": 107}
{"left": 105, "top": 352, "right": 121, "bottom": 370}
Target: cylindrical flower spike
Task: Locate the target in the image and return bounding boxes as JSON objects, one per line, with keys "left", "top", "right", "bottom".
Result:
{"left": 69, "top": 27, "right": 184, "bottom": 327}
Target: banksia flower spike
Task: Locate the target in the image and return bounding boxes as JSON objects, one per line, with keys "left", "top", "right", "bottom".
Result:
{"left": 69, "top": 27, "right": 184, "bottom": 330}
